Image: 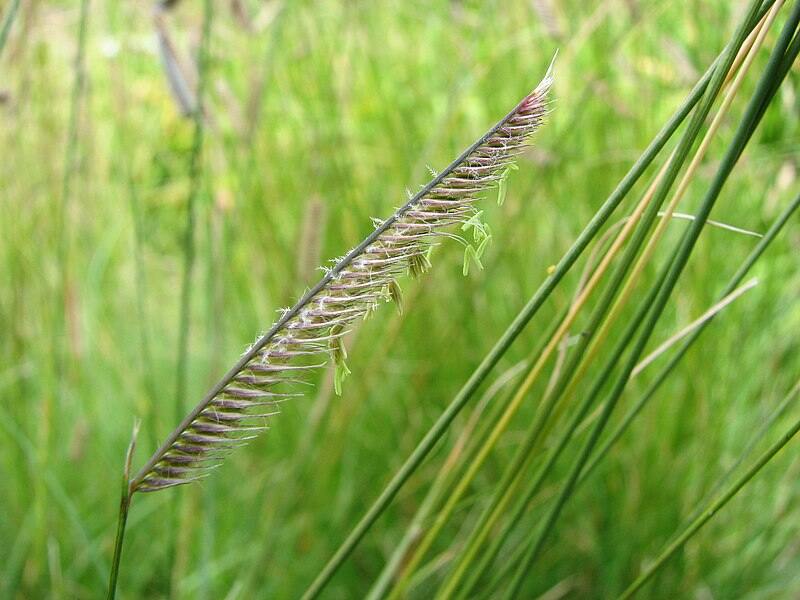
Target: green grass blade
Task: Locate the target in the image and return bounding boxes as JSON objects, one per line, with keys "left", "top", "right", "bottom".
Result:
{"left": 174, "top": 0, "right": 214, "bottom": 423}
{"left": 303, "top": 44, "right": 724, "bottom": 597}
{"left": 503, "top": 3, "right": 800, "bottom": 595}
{"left": 0, "top": 0, "right": 21, "bottom": 58}
{"left": 465, "top": 187, "right": 800, "bottom": 597}
{"left": 580, "top": 188, "right": 800, "bottom": 483}
{"left": 440, "top": 9, "right": 777, "bottom": 598}
{"left": 616, "top": 392, "right": 800, "bottom": 599}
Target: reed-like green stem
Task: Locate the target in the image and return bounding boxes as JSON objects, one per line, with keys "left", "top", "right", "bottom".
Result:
{"left": 617, "top": 403, "right": 800, "bottom": 599}
{"left": 450, "top": 18, "right": 792, "bottom": 600}
{"left": 580, "top": 187, "right": 800, "bottom": 483}
{"left": 440, "top": 166, "right": 681, "bottom": 599}
{"left": 439, "top": 10, "right": 778, "bottom": 597}
{"left": 303, "top": 46, "right": 717, "bottom": 598}
{"left": 107, "top": 422, "right": 140, "bottom": 600}
{"left": 427, "top": 10, "right": 785, "bottom": 596}
{"left": 465, "top": 187, "right": 800, "bottom": 597}
{"left": 437, "top": 175, "right": 672, "bottom": 598}
{"left": 0, "top": 0, "right": 21, "bottom": 57}
{"left": 174, "top": 0, "right": 213, "bottom": 421}
{"left": 107, "top": 488, "right": 131, "bottom": 600}
{"left": 458, "top": 189, "right": 800, "bottom": 598}
{"left": 366, "top": 316, "right": 565, "bottom": 600}
{"left": 504, "top": 4, "right": 798, "bottom": 595}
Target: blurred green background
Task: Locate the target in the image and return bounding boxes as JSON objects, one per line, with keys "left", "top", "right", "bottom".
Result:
{"left": 1, "top": 1, "right": 799, "bottom": 598}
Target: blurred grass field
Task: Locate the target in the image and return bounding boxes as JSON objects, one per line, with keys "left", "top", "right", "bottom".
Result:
{"left": 1, "top": 1, "right": 800, "bottom": 598}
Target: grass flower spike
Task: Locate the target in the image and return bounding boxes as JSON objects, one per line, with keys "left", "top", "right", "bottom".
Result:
{"left": 109, "top": 60, "right": 552, "bottom": 599}
{"left": 128, "top": 64, "right": 553, "bottom": 494}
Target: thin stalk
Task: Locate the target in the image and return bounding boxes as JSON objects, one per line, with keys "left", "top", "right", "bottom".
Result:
{"left": 368, "top": 315, "right": 567, "bottom": 600}
{"left": 480, "top": 11, "right": 786, "bottom": 544}
{"left": 107, "top": 421, "right": 140, "bottom": 600}
{"left": 547, "top": 1, "right": 780, "bottom": 420}
{"left": 473, "top": 186, "right": 799, "bottom": 595}
{"left": 537, "top": 1, "right": 788, "bottom": 454}
{"left": 304, "top": 18, "right": 767, "bottom": 595}
{"left": 524, "top": 3, "right": 780, "bottom": 479}
{"left": 365, "top": 361, "right": 528, "bottom": 600}
{"left": 617, "top": 404, "right": 800, "bottom": 599}
{"left": 439, "top": 158, "right": 674, "bottom": 600}
{"left": 449, "top": 187, "right": 683, "bottom": 600}
{"left": 168, "top": 2, "right": 213, "bottom": 595}
{"left": 174, "top": 0, "right": 213, "bottom": 422}
{"left": 395, "top": 158, "right": 661, "bottom": 594}
{"left": 402, "top": 5, "right": 786, "bottom": 591}
{"left": 417, "top": 165, "right": 666, "bottom": 599}
{"left": 505, "top": 5, "right": 798, "bottom": 595}
{"left": 578, "top": 44, "right": 800, "bottom": 487}
{"left": 396, "top": 90, "right": 704, "bottom": 595}
{"left": 0, "top": 0, "right": 21, "bottom": 57}
{"left": 107, "top": 488, "right": 131, "bottom": 600}
{"left": 563, "top": 22, "right": 800, "bottom": 464}
{"left": 437, "top": 12, "right": 770, "bottom": 596}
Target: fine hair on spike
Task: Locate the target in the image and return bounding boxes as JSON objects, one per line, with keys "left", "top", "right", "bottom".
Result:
{"left": 128, "top": 63, "right": 554, "bottom": 494}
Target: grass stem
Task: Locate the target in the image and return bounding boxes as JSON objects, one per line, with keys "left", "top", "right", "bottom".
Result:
{"left": 107, "top": 421, "right": 140, "bottom": 600}
{"left": 174, "top": 0, "right": 213, "bottom": 422}
{"left": 302, "top": 49, "right": 714, "bottom": 597}
{"left": 504, "top": 4, "right": 799, "bottom": 594}
{"left": 436, "top": 9, "right": 779, "bottom": 594}
{"left": 617, "top": 401, "right": 800, "bottom": 599}
{"left": 0, "top": 0, "right": 21, "bottom": 57}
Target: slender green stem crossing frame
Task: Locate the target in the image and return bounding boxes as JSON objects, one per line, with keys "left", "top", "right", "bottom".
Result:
{"left": 444, "top": 7, "right": 792, "bottom": 596}
{"left": 107, "top": 422, "right": 139, "bottom": 600}
{"left": 303, "top": 4, "right": 786, "bottom": 595}
{"left": 463, "top": 184, "right": 800, "bottom": 600}
{"left": 503, "top": 3, "right": 800, "bottom": 595}
{"left": 617, "top": 395, "right": 800, "bottom": 599}
{"left": 0, "top": 0, "right": 21, "bottom": 57}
